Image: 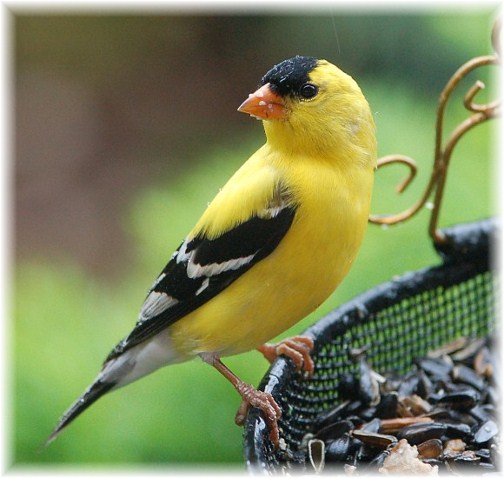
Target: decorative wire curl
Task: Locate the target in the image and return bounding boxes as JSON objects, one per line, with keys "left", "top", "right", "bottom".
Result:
{"left": 369, "top": 19, "right": 501, "bottom": 244}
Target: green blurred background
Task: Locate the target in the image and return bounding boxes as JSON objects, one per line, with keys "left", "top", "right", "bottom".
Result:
{"left": 13, "top": 6, "right": 499, "bottom": 470}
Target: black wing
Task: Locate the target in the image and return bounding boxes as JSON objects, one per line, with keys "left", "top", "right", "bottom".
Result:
{"left": 106, "top": 199, "right": 297, "bottom": 361}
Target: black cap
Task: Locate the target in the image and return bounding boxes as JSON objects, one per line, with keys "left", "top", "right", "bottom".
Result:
{"left": 260, "top": 56, "right": 318, "bottom": 98}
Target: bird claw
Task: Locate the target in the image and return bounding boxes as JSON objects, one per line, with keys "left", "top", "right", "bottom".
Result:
{"left": 200, "top": 353, "right": 283, "bottom": 448}
{"left": 233, "top": 336, "right": 315, "bottom": 448}
{"left": 235, "top": 382, "right": 282, "bottom": 448}
{"left": 258, "top": 335, "right": 315, "bottom": 377}
{"left": 235, "top": 399, "right": 251, "bottom": 426}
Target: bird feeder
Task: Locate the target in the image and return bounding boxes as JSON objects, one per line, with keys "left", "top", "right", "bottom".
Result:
{"left": 244, "top": 19, "right": 500, "bottom": 474}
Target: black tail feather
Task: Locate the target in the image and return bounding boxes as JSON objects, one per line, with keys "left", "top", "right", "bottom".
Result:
{"left": 45, "top": 379, "right": 116, "bottom": 446}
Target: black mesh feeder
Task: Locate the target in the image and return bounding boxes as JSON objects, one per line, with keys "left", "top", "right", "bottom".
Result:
{"left": 243, "top": 22, "right": 500, "bottom": 475}
{"left": 244, "top": 219, "right": 498, "bottom": 473}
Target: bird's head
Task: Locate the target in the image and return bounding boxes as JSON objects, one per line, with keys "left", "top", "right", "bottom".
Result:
{"left": 238, "top": 56, "right": 376, "bottom": 167}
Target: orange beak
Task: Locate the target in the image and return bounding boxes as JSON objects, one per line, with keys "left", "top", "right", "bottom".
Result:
{"left": 237, "top": 83, "right": 286, "bottom": 120}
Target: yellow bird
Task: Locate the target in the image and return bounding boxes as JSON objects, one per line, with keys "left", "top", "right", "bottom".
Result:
{"left": 47, "top": 55, "right": 376, "bottom": 447}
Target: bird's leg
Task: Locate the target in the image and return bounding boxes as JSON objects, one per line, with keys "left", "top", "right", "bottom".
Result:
{"left": 257, "top": 335, "right": 315, "bottom": 376}
{"left": 199, "top": 352, "right": 282, "bottom": 447}
{"left": 234, "top": 336, "right": 315, "bottom": 432}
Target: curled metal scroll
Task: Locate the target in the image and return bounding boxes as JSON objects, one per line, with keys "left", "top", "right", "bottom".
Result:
{"left": 369, "top": 19, "right": 501, "bottom": 244}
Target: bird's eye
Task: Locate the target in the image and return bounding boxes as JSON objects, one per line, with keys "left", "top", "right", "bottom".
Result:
{"left": 299, "top": 83, "right": 318, "bottom": 100}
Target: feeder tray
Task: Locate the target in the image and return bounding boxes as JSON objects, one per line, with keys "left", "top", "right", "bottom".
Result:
{"left": 243, "top": 218, "right": 498, "bottom": 473}
{"left": 244, "top": 20, "right": 500, "bottom": 473}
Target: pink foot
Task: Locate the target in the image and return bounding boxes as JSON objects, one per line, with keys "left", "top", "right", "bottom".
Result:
{"left": 258, "top": 335, "right": 315, "bottom": 376}
{"left": 235, "top": 381, "right": 281, "bottom": 447}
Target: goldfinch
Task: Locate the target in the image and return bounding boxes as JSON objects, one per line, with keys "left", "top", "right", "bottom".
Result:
{"left": 47, "top": 55, "right": 377, "bottom": 447}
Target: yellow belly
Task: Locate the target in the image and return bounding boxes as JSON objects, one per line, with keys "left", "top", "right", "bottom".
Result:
{"left": 169, "top": 159, "right": 373, "bottom": 358}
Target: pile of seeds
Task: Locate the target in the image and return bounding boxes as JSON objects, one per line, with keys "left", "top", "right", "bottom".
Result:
{"left": 300, "top": 337, "right": 499, "bottom": 474}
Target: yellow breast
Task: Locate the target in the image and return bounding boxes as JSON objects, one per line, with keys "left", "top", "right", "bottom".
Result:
{"left": 169, "top": 147, "right": 374, "bottom": 357}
